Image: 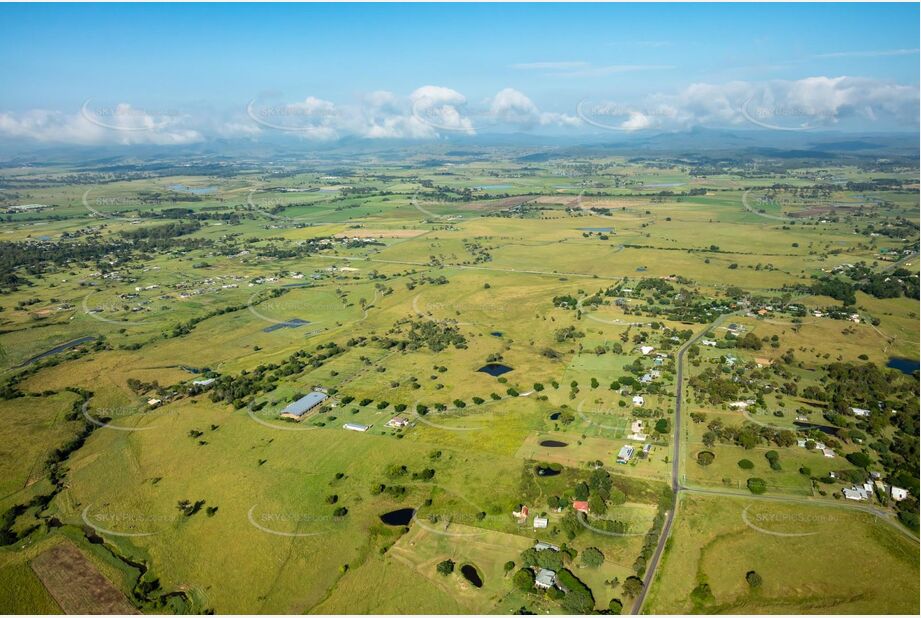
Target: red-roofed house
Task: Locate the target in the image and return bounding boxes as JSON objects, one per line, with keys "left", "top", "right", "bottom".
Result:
{"left": 513, "top": 505, "right": 529, "bottom": 522}
{"left": 572, "top": 501, "right": 590, "bottom": 513}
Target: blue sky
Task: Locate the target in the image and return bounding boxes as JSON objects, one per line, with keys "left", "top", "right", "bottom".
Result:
{"left": 0, "top": 2, "right": 918, "bottom": 143}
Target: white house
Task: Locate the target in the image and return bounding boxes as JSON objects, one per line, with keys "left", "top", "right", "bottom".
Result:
{"left": 632, "top": 395, "right": 645, "bottom": 407}
{"left": 851, "top": 407, "right": 870, "bottom": 418}
{"left": 533, "top": 516, "right": 548, "bottom": 529}
{"left": 891, "top": 486, "right": 909, "bottom": 502}
{"left": 640, "top": 345, "right": 655, "bottom": 355}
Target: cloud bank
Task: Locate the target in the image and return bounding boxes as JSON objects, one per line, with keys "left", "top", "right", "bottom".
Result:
{"left": 0, "top": 76, "right": 916, "bottom": 145}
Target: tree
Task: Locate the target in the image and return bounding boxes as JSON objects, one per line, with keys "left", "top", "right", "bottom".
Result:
{"left": 746, "top": 570, "right": 762, "bottom": 588}
{"left": 504, "top": 560, "right": 516, "bottom": 574}
{"left": 846, "top": 452, "right": 871, "bottom": 468}
{"left": 655, "top": 418, "right": 671, "bottom": 434}
{"left": 588, "top": 494, "right": 607, "bottom": 515}
{"left": 513, "top": 568, "right": 535, "bottom": 592}
{"left": 609, "top": 598, "right": 624, "bottom": 614}
{"left": 581, "top": 547, "right": 605, "bottom": 568}
{"left": 556, "top": 569, "right": 595, "bottom": 613}
{"left": 738, "top": 332, "right": 762, "bottom": 350}
{"left": 622, "top": 576, "right": 644, "bottom": 598}
{"left": 436, "top": 559, "right": 455, "bottom": 576}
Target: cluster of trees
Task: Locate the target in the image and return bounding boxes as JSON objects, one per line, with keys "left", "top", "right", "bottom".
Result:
{"left": 384, "top": 319, "right": 467, "bottom": 352}
{"left": 702, "top": 418, "right": 797, "bottom": 450}
{"left": 554, "top": 325, "right": 585, "bottom": 343}
{"left": 0, "top": 230, "right": 213, "bottom": 292}
{"left": 120, "top": 221, "right": 201, "bottom": 241}
{"left": 809, "top": 265, "right": 919, "bottom": 305}
{"left": 688, "top": 367, "right": 742, "bottom": 404}
{"left": 209, "top": 340, "right": 356, "bottom": 409}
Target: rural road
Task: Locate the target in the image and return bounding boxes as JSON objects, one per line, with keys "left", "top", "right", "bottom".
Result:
{"left": 740, "top": 189, "right": 794, "bottom": 222}
{"left": 630, "top": 311, "right": 919, "bottom": 614}
{"left": 630, "top": 315, "right": 726, "bottom": 614}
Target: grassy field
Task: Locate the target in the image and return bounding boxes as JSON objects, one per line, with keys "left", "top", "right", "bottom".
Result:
{"left": 1, "top": 155, "right": 917, "bottom": 614}
{"left": 645, "top": 493, "right": 919, "bottom": 614}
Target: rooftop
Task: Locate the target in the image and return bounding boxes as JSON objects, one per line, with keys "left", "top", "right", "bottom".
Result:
{"left": 281, "top": 391, "right": 328, "bottom": 417}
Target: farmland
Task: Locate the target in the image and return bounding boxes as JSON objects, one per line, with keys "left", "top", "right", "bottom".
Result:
{"left": 0, "top": 146, "right": 917, "bottom": 615}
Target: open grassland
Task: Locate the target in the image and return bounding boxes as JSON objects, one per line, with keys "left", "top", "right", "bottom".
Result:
{"left": 1, "top": 155, "right": 917, "bottom": 614}
{"left": 645, "top": 493, "right": 919, "bottom": 614}
{"left": 0, "top": 391, "right": 81, "bottom": 501}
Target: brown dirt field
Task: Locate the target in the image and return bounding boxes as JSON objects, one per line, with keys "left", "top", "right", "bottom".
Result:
{"left": 30, "top": 542, "right": 139, "bottom": 615}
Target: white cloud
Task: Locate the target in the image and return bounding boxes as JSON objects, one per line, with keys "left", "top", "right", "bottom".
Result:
{"left": 0, "top": 105, "right": 203, "bottom": 145}
{"left": 581, "top": 76, "right": 919, "bottom": 131}
{"left": 409, "top": 85, "right": 475, "bottom": 134}
{"left": 216, "top": 121, "right": 261, "bottom": 139}
{"left": 488, "top": 88, "right": 581, "bottom": 128}
{"left": 620, "top": 111, "right": 653, "bottom": 131}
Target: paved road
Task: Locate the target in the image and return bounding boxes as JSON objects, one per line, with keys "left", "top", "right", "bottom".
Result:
{"left": 630, "top": 310, "right": 919, "bottom": 614}
{"left": 630, "top": 316, "right": 726, "bottom": 614}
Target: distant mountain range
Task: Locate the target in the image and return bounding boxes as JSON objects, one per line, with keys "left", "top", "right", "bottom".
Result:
{"left": 1, "top": 127, "right": 917, "bottom": 166}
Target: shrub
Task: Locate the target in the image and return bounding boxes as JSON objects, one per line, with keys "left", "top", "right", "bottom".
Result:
{"left": 746, "top": 478, "right": 767, "bottom": 494}
{"left": 737, "top": 459, "right": 754, "bottom": 470}
{"left": 581, "top": 547, "right": 605, "bottom": 568}
{"left": 745, "top": 570, "right": 762, "bottom": 588}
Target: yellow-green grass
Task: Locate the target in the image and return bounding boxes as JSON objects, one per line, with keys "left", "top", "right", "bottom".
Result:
{"left": 0, "top": 391, "right": 81, "bottom": 500}
{"left": 0, "top": 558, "right": 62, "bottom": 614}
{"left": 645, "top": 493, "right": 919, "bottom": 614}
{"left": 516, "top": 431, "right": 669, "bottom": 481}
{"left": 51, "top": 395, "right": 553, "bottom": 612}
{"left": 682, "top": 407, "right": 859, "bottom": 497}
